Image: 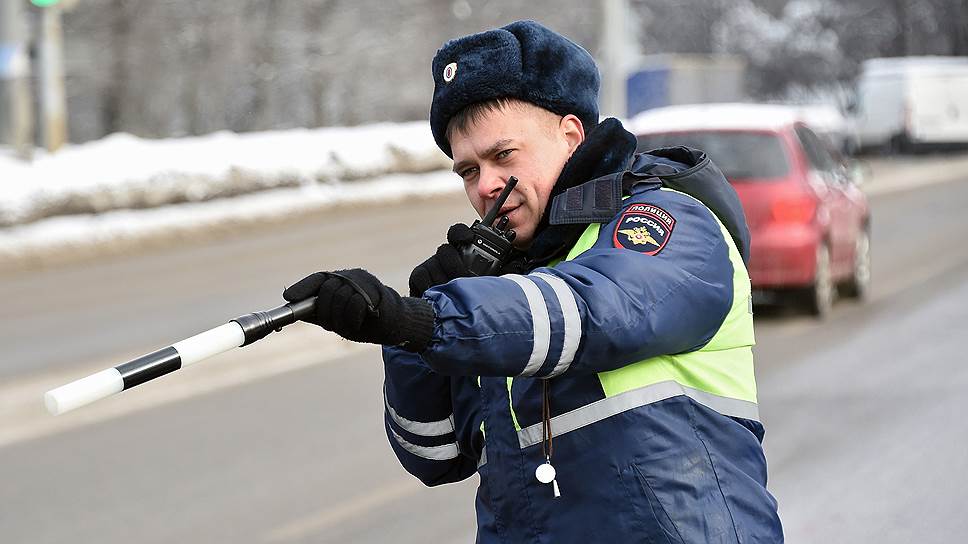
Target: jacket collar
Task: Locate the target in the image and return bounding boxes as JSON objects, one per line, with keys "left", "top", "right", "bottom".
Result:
{"left": 525, "top": 117, "right": 637, "bottom": 265}
{"left": 519, "top": 125, "right": 752, "bottom": 267}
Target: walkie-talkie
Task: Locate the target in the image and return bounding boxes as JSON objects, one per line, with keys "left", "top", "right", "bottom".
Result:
{"left": 461, "top": 176, "right": 519, "bottom": 276}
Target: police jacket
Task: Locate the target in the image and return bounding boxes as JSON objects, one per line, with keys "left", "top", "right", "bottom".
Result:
{"left": 382, "top": 119, "right": 784, "bottom": 543}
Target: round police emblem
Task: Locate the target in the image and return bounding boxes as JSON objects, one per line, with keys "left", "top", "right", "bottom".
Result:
{"left": 613, "top": 203, "right": 676, "bottom": 255}
{"left": 443, "top": 62, "right": 458, "bottom": 83}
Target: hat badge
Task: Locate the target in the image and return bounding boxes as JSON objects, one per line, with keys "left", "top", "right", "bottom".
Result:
{"left": 443, "top": 62, "right": 458, "bottom": 83}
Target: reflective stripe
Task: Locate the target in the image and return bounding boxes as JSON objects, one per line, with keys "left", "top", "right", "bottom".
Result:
{"left": 505, "top": 377, "right": 521, "bottom": 431}
{"left": 477, "top": 446, "right": 487, "bottom": 469}
{"left": 533, "top": 272, "right": 581, "bottom": 377}
{"left": 389, "top": 427, "right": 460, "bottom": 460}
{"left": 517, "top": 380, "right": 760, "bottom": 448}
{"left": 504, "top": 275, "right": 550, "bottom": 377}
{"left": 384, "top": 390, "right": 454, "bottom": 437}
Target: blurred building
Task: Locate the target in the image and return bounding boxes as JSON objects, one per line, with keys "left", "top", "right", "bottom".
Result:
{"left": 53, "top": 0, "right": 968, "bottom": 144}
{"left": 625, "top": 54, "right": 746, "bottom": 118}
{"left": 61, "top": 0, "right": 603, "bottom": 143}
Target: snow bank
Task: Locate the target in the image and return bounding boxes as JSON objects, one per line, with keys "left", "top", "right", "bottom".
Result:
{"left": 0, "top": 170, "right": 462, "bottom": 270}
{"left": 0, "top": 122, "right": 451, "bottom": 227}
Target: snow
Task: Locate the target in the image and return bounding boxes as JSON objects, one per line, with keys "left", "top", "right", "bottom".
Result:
{"left": 0, "top": 121, "right": 462, "bottom": 264}
{"left": 627, "top": 101, "right": 852, "bottom": 154}
{"left": 0, "top": 121, "right": 452, "bottom": 227}
{"left": 0, "top": 170, "right": 461, "bottom": 265}
{"left": 862, "top": 56, "right": 968, "bottom": 76}
{"left": 627, "top": 101, "right": 847, "bottom": 139}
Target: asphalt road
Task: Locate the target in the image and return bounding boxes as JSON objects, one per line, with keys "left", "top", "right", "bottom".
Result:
{"left": 2, "top": 159, "right": 967, "bottom": 543}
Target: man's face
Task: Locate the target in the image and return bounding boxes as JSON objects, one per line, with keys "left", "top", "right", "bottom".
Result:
{"left": 449, "top": 102, "right": 584, "bottom": 248}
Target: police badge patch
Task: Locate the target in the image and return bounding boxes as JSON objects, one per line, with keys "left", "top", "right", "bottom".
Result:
{"left": 613, "top": 203, "right": 676, "bottom": 255}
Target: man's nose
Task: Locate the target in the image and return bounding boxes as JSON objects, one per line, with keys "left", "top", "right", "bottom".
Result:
{"left": 477, "top": 172, "right": 507, "bottom": 203}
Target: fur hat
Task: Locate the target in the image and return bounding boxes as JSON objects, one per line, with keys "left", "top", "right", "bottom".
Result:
{"left": 430, "top": 20, "right": 601, "bottom": 157}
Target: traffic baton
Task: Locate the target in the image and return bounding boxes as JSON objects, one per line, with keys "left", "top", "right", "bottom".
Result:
{"left": 44, "top": 297, "right": 317, "bottom": 415}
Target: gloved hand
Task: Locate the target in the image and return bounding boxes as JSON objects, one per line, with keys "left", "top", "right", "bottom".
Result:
{"left": 500, "top": 252, "right": 531, "bottom": 275}
{"left": 283, "top": 268, "right": 435, "bottom": 352}
{"left": 408, "top": 223, "right": 476, "bottom": 297}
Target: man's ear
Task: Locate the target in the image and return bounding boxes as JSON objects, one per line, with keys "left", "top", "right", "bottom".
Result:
{"left": 560, "top": 114, "right": 585, "bottom": 154}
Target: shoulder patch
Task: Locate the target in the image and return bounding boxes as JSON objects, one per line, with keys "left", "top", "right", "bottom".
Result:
{"left": 613, "top": 203, "right": 676, "bottom": 255}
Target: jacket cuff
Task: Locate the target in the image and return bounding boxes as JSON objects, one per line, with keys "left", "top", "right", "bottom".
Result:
{"left": 396, "top": 297, "right": 436, "bottom": 353}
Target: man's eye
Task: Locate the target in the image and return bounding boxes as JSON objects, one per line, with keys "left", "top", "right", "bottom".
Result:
{"left": 459, "top": 167, "right": 478, "bottom": 179}
{"left": 496, "top": 149, "right": 514, "bottom": 160}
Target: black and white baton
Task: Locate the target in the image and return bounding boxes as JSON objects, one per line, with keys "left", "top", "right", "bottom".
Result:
{"left": 44, "top": 297, "right": 317, "bottom": 415}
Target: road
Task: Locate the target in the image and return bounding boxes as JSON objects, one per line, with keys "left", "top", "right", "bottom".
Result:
{"left": 1, "top": 157, "right": 967, "bottom": 543}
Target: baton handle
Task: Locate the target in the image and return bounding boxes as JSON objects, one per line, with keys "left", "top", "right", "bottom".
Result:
{"left": 233, "top": 296, "right": 317, "bottom": 346}
{"left": 44, "top": 297, "right": 318, "bottom": 415}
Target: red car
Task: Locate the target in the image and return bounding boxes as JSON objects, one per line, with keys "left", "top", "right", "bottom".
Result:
{"left": 631, "top": 104, "right": 871, "bottom": 316}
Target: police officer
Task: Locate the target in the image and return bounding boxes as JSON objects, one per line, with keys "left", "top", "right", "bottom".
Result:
{"left": 284, "top": 20, "right": 783, "bottom": 543}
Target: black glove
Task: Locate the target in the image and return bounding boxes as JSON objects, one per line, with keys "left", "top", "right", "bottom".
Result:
{"left": 500, "top": 251, "right": 531, "bottom": 275}
{"left": 283, "top": 268, "right": 435, "bottom": 352}
{"left": 408, "top": 223, "right": 475, "bottom": 297}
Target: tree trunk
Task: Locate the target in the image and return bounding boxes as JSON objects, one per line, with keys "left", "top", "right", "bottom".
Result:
{"left": 103, "top": 0, "right": 129, "bottom": 135}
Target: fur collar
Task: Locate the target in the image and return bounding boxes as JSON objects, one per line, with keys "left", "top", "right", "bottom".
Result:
{"left": 522, "top": 118, "right": 637, "bottom": 266}
{"left": 550, "top": 117, "right": 637, "bottom": 201}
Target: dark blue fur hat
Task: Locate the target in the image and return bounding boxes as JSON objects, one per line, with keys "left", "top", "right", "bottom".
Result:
{"left": 430, "top": 20, "right": 601, "bottom": 157}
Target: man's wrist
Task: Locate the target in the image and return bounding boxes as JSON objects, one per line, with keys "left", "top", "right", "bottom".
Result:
{"left": 395, "top": 297, "right": 436, "bottom": 353}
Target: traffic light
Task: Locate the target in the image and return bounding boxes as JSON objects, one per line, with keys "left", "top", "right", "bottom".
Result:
{"left": 30, "top": 0, "right": 61, "bottom": 7}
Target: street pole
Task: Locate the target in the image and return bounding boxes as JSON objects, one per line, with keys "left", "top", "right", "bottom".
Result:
{"left": 37, "top": 4, "right": 67, "bottom": 151}
{"left": 600, "top": 0, "right": 629, "bottom": 119}
{"left": 0, "top": 0, "right": 34, "bottom": 160}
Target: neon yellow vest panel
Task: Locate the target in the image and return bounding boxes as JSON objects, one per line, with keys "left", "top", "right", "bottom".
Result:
{"left": 567, "top": 188, "right": 758, "bottom": 420}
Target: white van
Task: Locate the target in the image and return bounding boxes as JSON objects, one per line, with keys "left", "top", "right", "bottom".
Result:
{"left": 849, "top": 56, "right": 968, "bottom": 153}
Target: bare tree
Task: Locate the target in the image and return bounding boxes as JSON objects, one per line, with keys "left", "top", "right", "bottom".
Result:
{"left": 57, "top": 0, "right": 968, "bottom": 142}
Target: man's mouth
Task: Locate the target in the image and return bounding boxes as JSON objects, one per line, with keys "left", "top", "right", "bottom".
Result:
{"left": 496, "top": 205, "right": 519, "bottom": 223}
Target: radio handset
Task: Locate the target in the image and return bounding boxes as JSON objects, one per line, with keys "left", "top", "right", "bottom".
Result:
{"left": 460, "top": 176, "right": 519, "bottom": 276}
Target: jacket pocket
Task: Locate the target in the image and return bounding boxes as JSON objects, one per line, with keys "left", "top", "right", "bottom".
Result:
{"left": 629, "top": 452, "right": 739, "bottom": 544}
{"left": 631, "top": 463, "right": 685, "bottom": 543}
{"left": 619, "top": 463, "right": 683, "bottom": 544}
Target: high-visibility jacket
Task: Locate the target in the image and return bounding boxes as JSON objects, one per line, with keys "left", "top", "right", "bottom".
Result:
{"left": 382, "top": 139, "right": 783, "bottom": 543}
